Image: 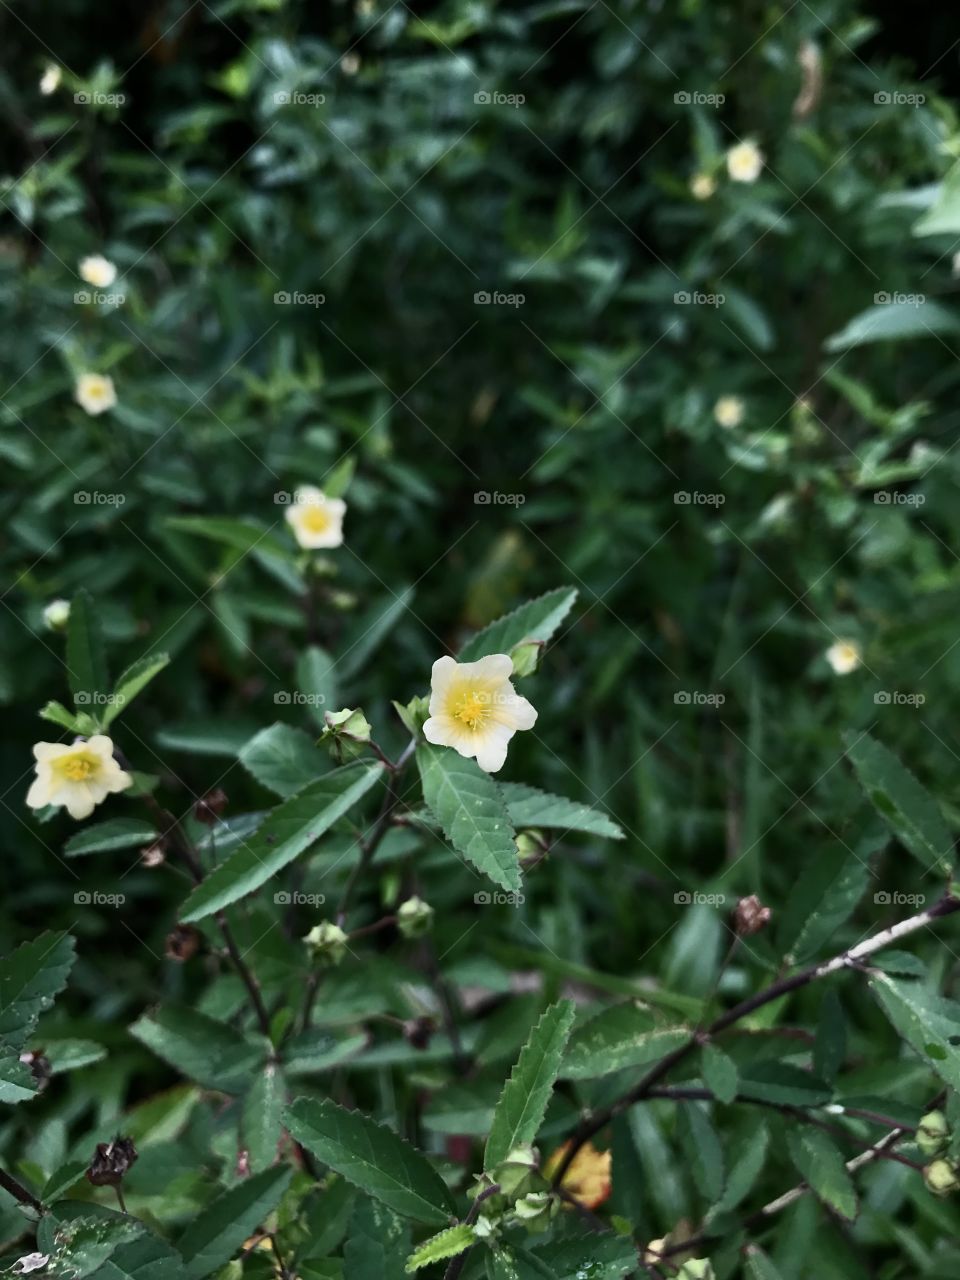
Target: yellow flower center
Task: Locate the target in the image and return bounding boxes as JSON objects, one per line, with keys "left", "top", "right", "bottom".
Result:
{"left": 300, "top": 505, "right": 332, "bottom": 534}
{"left": 452, "top": 688, "right": 490, "bottom": 731}
{"left": 55, "top": 752, "right": 99, "bottom": 782}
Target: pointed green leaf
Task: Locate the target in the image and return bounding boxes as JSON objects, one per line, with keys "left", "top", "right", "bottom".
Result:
{"left": 845, "top": 732, "right": 953, "bottom": 874}
{"left": 745, "top": 1247, "right": 787, "bottom": 1280}
{"left": 344, "top": 1196, "right": 410, "bottom": 1280}
{"left": 285, "top": 1096, "right": 457, "bottom": 1225}
{"left": 129, "top": 1004, "right": 267, "bottom": 1093}
{"left": 701, "top": 1043, "right": 738, "bottom": 1105}
{"left": 458, "top": 588, "right": 577, "bottom": 663}
{"left": 499, "top": 783, "right": 623, "bottom": 840}
{"left": 778, "top": 845, "right": 871, "bottom": 965}
{"left": 243, "top": 1062, "right": 286, "bottom": 1172}
{"left": 39, "top": 700, "right": 84, "bottom": 732}
{"left": 297, "top": 645, "right": 338, "bottom": 729}
{"left": 417, "top": 744, "right": 519, "bottom": 892}
{"left": 561, "top": 1002, "right": 689, "bottom": 1080}
{"left": 485, "top": 999, "right": 575, "bottom": 1170}
{"left": 178, "top": 1165, "right": 292, "bottom": 1278}
{"left": 405, "top": 1224, "right": 476, "bottom": 1272}
{"left": 103, "top": 652, "right": 170, "bottom": 726}
{"left": 67, "top": 588, "right": 108, "bottom": 709}
{"left": 824, "top": 300, "right": 960, "bottom": 352}
{"left": 37, "top": 1203, "right": 144, "bottom": 1279}
{"left": 64, "top": 817, "right": 157, "bottom": 857}
{"left": 338, "top": 587, "right": 415, "bottom": 680}
{"left": 239, "top": 723, "right": 330, "bottom": 797}
{"left": 180, "top": 761, "right": 383, "bottom": 922}
{"left": 870, "top": 972, "right": 960, "bottom": 1091}
{"left": 787, "top": 1129, "right": 858, "bottom": 1221}
{"left": 678, "top": 1101, "right": 724, "bottom": 1202}
{"left": 0, "top": 932, "right": 75, "bottom": 1056}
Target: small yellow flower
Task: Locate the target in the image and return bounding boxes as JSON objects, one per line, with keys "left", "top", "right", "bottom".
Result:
{"left": 75, "top": 373, "right": 117, "bottom": 417}
{"left": 726, "top": 140, "right": 764, "bottom": 183}
{"left": 825, "top": 639, "right": 861, "bottom": 675}
{"left": 714, "top": 395, "right": 744, "bottom": 429}
{"left": 79, "top": 255, "right": 118, "bottom": 289}
{"left": 690, "top": 172, "right": 716, "bottom": 201}
{"left": 27, "top": 736, "right": 132, "bottom": 821}
{"left": 543, "top": 1141, "right": 612, "bottom": 1209}
{"left": 39, "top": 65, "right": 61, "bottom": 96}
{"left": 423, "top": 654, "right": 536, "bottom": 773}
{"left": 285, "top": 486, "right": 346, "bottom": 549}
{"left": 42, "top": 599, "right": 71, "bottom": 631}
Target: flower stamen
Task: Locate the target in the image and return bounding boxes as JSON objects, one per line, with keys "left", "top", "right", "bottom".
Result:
{"left": 452, "top": 689, "right": 489, "bottom": 731}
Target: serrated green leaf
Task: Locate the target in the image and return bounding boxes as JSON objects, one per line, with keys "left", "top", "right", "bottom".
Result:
{"left": 285, "top": 1096, "right": 457, "bottom": 1225}
{"left": 707, "top": 1124, "right": 768, "bottom": 1219}
{"left": 845, "top": 732, "right": 953, "bottom": 874}
{"left": 178, "top": 1165, "right": 292, "bottom": 1278}
{"left": 103, "top": 652, "right": 170, "bottom": 726}
{"left": 485, "top": 999, "right": 575, "bottom": 1169}
{"left": 0, "top": 932, "right": 76, "bottom": 1057}
{"left": 243, "top": 1062, "right": 286, "bottom": 1172}
{"left": 561, "top": 1002, "right": 688, "bottom": 1080}
{"left": 344, "top": 1196, "right": 410, "bottom": 1280}
{"left": 38, "top": 1203, "right": 145, "bottom": 1280}
{"left": 405, "top": 1224, "right": 476, "bottom": 1272}
{"left": 417, "top": 744, "right": 519, "bottom": 892}
{"left": 64, "top": 817, "right": 157, "bottom": 857}
{"left": 458, "top": 588, "right": 577, "bottom": 664}
{"left": 67, "top": 588, "right": 108, "bottom": 709}
{"left": 701, "top": 1043, "right": 738, "bottom": 1105}
{"left": 498, "top": 783, "right": 623, "bottom": 840}
{"left": 529, "top": 1236, "right": 637, "bottom": 1279}
{"left": 129, "top": 1004, "right": 267, "bottom": 1093}
{"left": 100, "top": 1231, "right": 187, "bottom": 1280}
{"left": 180, "top": 761, "right": 383, "bottom": 922}
{"left": 239, "top": 723, "right": 329, "bottom": 797}
{"left": 778, "top": 846, "right": 871, "bottom": 965}
{"left": 787, "top": 1129, "right": 858, "bottom": 1221}
{"left": 870, "top": 972, "right": 960, "bottom": 1091}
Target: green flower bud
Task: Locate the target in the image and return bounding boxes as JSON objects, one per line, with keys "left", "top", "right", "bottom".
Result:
{"left": 393, "top": 695, "right": 430, "bottom": 737}
{"left": 678, "top": 1261, "right": 716, "bottom": 1280}
{"left": 42, "top": 599, "right": 71, "bottom": 631}
{"left": 924, "top": 1158, "right": 960, "bottom": 1196}
{"left": 320, "top": 707, "right": 372, "bottom": 762}
{"left": 304, "top": 920, "right": 349, "bottom": 967}
{"left": 918, "top": 1110, "right": 950, "bottom": 1156}
{"left": 515, "top": 830, "right": 546, "bottom": 860}
{"left": 397, "top": 895, "right": 434, "bottom": 939}
{"left": 511, "top": 1190, "right": 556, "bottom": 1230}
{"left": 493, "top": 1145, "right": 539, "bottom": 1201}
{"left": 509, "top": 639, "right": 543, "bottom": 678}
{"left": 473, "top": 1214, "right": 498, "bottom": 1241}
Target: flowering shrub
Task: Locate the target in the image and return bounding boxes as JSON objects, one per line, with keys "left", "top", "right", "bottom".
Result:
{"left": 4, "top": 0, "right": 960, "bottom": 1277}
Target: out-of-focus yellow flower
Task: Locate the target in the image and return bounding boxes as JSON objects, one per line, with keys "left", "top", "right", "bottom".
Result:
{"left": 543, "top": 1141, "right": 612, "bottom": 1210}
{"left": 42, "top": 599, "right": 71, "bottom": 631}
{"left": 27, "top": 736, "right": 132, "bottom": 820}
{"left": 75, "top": 373, "right": 117, "bottom": 416}
{"left": 423, "top": 654, "right": 537, "bottom": 774}
{"left": 285, "top": 486, "right": 346, "bottom": 549}
{"left": 40, "top": 65, "right": 61, "bottom": 96}
{"left": 79, "top": 255, "right": 118, "bottom": 288}
{"left": 690, "top": 172, "right": 716, "bottom": 201}
{"left": 714, "top": 395, "right": 744, "bottom": 429}
{"left": 726, "top": 140, "right": 764, "bottom": 183}
{"left": 825, "top": 639, "right": 861, "bottom": 675}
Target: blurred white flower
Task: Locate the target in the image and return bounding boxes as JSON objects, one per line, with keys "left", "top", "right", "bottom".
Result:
{"left": 75, "top": 373, "right": 117, "bottom": 416}
{"left": 42, "top": 599, "right": 71, "bottom": 631}
{"left": 13, "top": 1254, "right": 49, "bottom": 1275}
{"left": 714, "top": 395, "right": 745, "bottom": 429}
{"left": 285, "top": 486, "right": 346, "bottom": 549}
{"left": 690, "top": 172, "right": 716, "bottom": 200}
{"left": 39, "top": 66, "right": 61, "bottom": 96}
{"left": 79, "top": 255, "right": 117, "bottom": 288}
{"left": 27, "top": 736, "right": 132, "bottom": 820}
{"left": 341, "top": 53, "right": 361, "bottom": 75}
{"left": 825, "top": 639, "right": 861, "bottom": 675}
{"left": 423, "top": 653, "right": 537, "bottom": 773}
{"left": 726, "top": 140, "right": 764, "bottom": 183}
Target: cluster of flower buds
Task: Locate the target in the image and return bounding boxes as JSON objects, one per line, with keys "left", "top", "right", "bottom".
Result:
{"left": 919, "top": 1110, "right": 959, "bottom": 1195}
{"left": 468, "top": 1145, "right": 559, "bottom": 1238}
